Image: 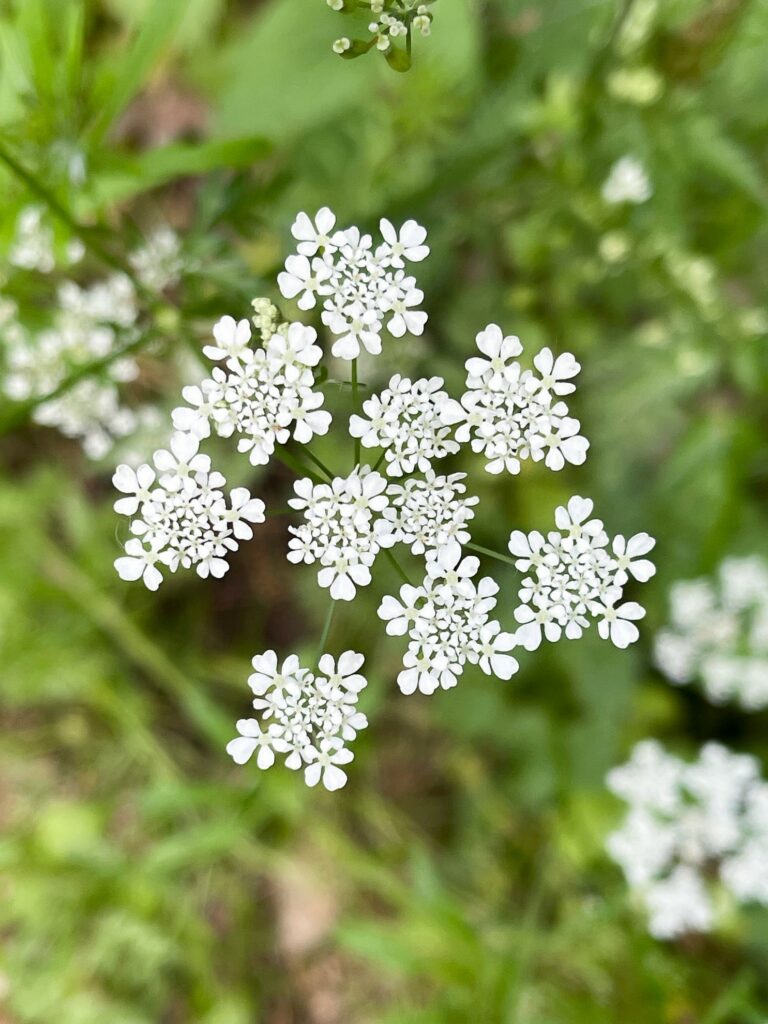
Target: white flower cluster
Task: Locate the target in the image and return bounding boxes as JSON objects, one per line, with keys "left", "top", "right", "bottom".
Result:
{"left": 111, "top": 207, "right": 656, "bottom": 795}
{"left": 378, "top": 541, "right": 518, "bottom": 694}
{"left": 113, "top": 431, "right": 265, "bottom": 590}
{"left": 602, "top": 156, "right": 652, "bottom": 205}
{"left": 277, "top": 207, "right": 428, "bottom": 360}
{"left": 457, "top": 324, "right": 588, "bottom": 475}
{"left": 384, "top": 471, "right": 478, "bottom": 555}
{"left": 227, "top": 650, "right": 368, "bottom": 790}
{"left": 287, "top": 467, "right": 394, "bottom": 601}
{"left": 654, "top": 556, "right": 768, "bottom": 710}
{"left": 129, "top": 226, "right": 183, "bottom": 292}
{"left": 172, "top": 316, "right": 331, "bottom": 466}
{"left": 508, "top": 496, "right": 655, "bottom": 650}
{"left": 7, "top": 205, "right": 84, "bottom": 272}
{"left": 329, "top": 0, "right": 434, "bottom": 59}
{"left": 607, "top": 740, "right": 768, "bottom": 939}
{"left": 349, "top": 374, "right": 463, "bottom": 476}
{"left": 2, "top": 273, "right": 147, "bottom": 458}
{"left": 3, "top": 219, "right": 187, "bottom": 458}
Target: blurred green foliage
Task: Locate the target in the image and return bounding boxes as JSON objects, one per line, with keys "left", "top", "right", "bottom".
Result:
{"left": 1, "top": 0, "right": 767, "bottom": 1021}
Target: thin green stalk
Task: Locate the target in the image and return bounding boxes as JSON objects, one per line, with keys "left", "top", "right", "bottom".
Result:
{"left": 466, "top": 542, "right": 517, "bottom": 568}
{"left": 373, "top": 450, "right": 387, "bottom": 472}
{"left": 315, "top": 601, "right": 337, "bottom": 661}
{"left": 303, "top": 447, "right": 335, "bottom": 480}
{"left": 383, "top": 549, "right": 413, "bottom": 587}
{"left": 351, "top": 359, "right": 361, "bottom": 467}
{"left": 273, "top": 447, "right": 324, "bottom": 483}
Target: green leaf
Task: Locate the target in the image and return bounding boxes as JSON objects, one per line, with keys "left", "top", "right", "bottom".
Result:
{"left": 385, "top": 44, "right": 412, "bottom": 73}
{"left": 87, "top": 0, "right": 189, "bottom": 144}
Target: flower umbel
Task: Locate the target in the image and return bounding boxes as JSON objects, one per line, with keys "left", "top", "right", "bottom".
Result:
{"left": 112, "top": 207, "right": 656, "bottom": 792}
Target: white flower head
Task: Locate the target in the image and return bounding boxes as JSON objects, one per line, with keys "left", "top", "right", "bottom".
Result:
{"left": 607, "top": 740, "right": 768, "bottom": 939}
{"left": 655, "top": 555, "right": 768, "bottom": 710}
{"left": 278, "top": 208, "right": 429, "bottom": 361}
{"left": 509, "top": 497, "right": 654, "bottom": 650}
{"left": 228, "top": 649, "right": 368, "bottom": 790}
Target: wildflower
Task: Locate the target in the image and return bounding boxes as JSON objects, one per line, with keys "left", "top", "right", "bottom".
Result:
{"left": 288, "top": 468, "right": 394, "bottom": 601}
{"left": 607, "top": 741, "right": 768, "bottom": 939}
{"left": 113, "top": 207, "right": 656, "bottom": 791}
{"left": 227, "top": 649, "right": 368, "bottom": 790}
{"left": 2, "top": 272, "right": 144, "bottom": 458}
{"left": 457, "top": 327, "right": 588, "bottom": 475}
{"left": 8, "top": 206, "right": 55, "bottom": 273}
{"left": 277, "top": 208, "right": 428, "bottom": 360}
{"left": 602, "top": 156, "right": 652, "bottom": 205}
{"left": 129, "top": 226, "right": 183, "bottom": 291}
{"left": 508, "top": 496, "right": 655, "bottom": 650}
{"left": 377, "top": 540, "right": 518, "bottom": 694}
{"left": 113, "top": 431, "right": 265, "bottom": 588}
{"left": 349, "top": 375, "right": 463, "bottom": 477}
{"left": 654, "top": 556, "right": 768, "bottom": 710}
{"left": 173, "top": 317, "right": 331, "bottom": 465}
{"left": 384, "top": 471, "right": 478, "bottom": 554}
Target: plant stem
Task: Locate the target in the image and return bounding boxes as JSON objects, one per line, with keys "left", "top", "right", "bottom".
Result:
{"left": 316, "top": 601, "right": 337, "bottom": 661}
{"left": 351, "top": 359, "right": 361, "bottom": 467}
{"left": 273, "top": 448, "right": 324, "bottom": 483}
{"left": 383, "top": 549, "right": 413, "bottom": 587}
{"left": 466, "top": 542, "right": 517, "bottom": 568}
{"left": 373, "top": 450, "right": 387, "bottom": 472}
{"left": 303, "top": 447, "right": 335, "bottom": 480}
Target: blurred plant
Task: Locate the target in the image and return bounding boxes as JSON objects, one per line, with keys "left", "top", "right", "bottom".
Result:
{"left": 326, "top": 0, "right": 435, "bottom": 70}
{"left": 655, "top": 555, "right": 768, "bottom": 709}
{"left": 607, "top": 740, "right": 768, "bottom": 939}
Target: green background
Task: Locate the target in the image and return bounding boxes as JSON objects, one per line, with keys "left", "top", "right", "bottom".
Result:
{"left": 1, "top": 0, "right": 767, "bottom": 1020}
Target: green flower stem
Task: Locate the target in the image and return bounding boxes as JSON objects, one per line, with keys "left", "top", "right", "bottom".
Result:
{"left": 302, "top": 447, "right": 335, "bottom": 481}
{"left": 373, "top": 450, "right": 387, "bottom": 472}
{"left": 316, "top": 601, "right": 337, "bottom": 662}
{"left": 351, "top": 359, "right": 361, "bottom": 467}
{"left": 466, "top": 542, "right": 517, "bottom": 568}
{"left": 383, "top": 548, "right": 413, "bottom": 587}
{"left": 273, "top": 448, "right": 324, "bottom": 483}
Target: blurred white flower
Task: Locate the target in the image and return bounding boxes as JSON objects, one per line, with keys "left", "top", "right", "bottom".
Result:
{"left": 655, "top": 556, "right": 768, "bottom": 710}
{"left": 602, "top": 156, "right": 652, "bottom": 205}
{"left": 129, "top": 226, "right": 183, "bottom": 291}
{"left": 607, "top": 741, "right": 768, "bottom": 939}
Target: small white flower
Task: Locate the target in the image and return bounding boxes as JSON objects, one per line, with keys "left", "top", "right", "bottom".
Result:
{"left": 304, "top": 738, "right": 354, "bottom": 791}
{"left": 203, "top": 315, "right": 253, "bottom": 361}
{"left": 290, "top": 207, "right": 339, "bottom": 257}
{"left": 654, "top": 555, "right": 768, "bottom": 710}
{"left": 602, "top": 156, "right": 652, "bottom": 205}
